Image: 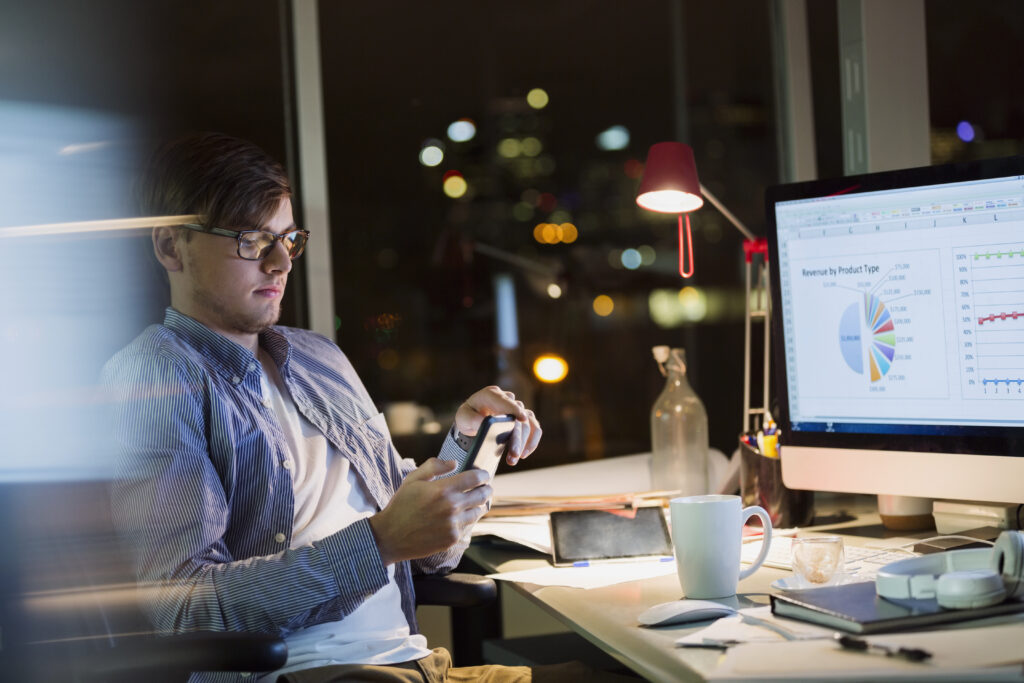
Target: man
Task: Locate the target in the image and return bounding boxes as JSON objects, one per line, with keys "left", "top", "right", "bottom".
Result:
{"left": 103, "top": 132, "right": 548, "bottom": 682}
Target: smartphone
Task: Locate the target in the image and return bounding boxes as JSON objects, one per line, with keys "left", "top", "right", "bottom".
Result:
{"left": 457, "top": 414, "right": 516, "bottom": 478}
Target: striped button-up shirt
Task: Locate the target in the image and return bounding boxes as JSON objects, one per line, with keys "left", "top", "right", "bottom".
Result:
{"left": 103, "top": 308, "right": 468, "bottom": 682}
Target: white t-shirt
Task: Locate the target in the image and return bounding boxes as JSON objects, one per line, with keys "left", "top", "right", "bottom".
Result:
{"left": 256, "top": 349, "right": 431, "bottom": 681}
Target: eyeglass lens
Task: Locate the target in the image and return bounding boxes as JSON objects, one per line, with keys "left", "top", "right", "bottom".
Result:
{"left": 238, "top": 231, "right": 308, "bottom": 260}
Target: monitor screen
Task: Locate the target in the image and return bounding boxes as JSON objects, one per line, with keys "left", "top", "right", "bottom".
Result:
{"left": 767, "top": 157, "right": 1024, "bottom": 503}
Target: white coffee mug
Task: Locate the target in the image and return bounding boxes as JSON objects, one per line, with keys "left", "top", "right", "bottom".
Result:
{"left": 670, "top": 494, "right": 773, "bottom": 598}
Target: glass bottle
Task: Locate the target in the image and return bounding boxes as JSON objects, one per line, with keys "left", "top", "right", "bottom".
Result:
{"left": 651, "top": 346, "right": 709, "bottom": 496}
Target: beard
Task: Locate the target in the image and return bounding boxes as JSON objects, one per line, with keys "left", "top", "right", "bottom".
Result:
{"left": 189, "top": 281, "right": 283, "bottom": 336}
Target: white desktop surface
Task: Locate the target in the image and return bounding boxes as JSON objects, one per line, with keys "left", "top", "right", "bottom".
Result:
{"left": 467, "top": 501, "right": 1024, "bottom": 682}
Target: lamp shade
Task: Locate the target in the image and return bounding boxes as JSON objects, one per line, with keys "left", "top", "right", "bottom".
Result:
{"left": 636, "top": 142, "right": 704, "bottom": 213}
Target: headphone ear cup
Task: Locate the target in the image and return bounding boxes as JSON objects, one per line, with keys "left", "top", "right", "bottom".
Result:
{"left": 993, "top": 530, "right": 1024, "bottom": 598}
{"left": 936, "top": 569, "right": 1006, "bottom": 609}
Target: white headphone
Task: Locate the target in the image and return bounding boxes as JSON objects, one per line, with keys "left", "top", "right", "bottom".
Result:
{"left": 875, "top": 530, "right": 1024, "bottom": 609}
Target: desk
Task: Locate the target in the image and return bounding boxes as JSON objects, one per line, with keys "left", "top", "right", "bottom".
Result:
{"left": 467, "top": 496, "right": 1012, "bottom": 682}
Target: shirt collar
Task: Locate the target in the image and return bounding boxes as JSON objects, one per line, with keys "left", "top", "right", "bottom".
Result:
{"left": 163, "top": 307, "right": 292, "bottom": 380}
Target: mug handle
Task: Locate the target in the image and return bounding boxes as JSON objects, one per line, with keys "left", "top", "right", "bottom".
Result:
{"left": 738, "top": 505, "right": 773, "bottom": 581}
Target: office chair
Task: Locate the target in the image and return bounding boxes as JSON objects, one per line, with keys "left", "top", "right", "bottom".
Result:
{"left": 9, "top": 570, "right": 495, "bottom": 682}
{"left": 5, "top": 479, "right": 497, "bottom": 682}
{"left": 414, "top": 566, "right": 501, "bottom": 666}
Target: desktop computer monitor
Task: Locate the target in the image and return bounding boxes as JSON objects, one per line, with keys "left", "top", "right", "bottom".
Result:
{"left": 766, "top": 156, "right": 1024, "bottom": 504}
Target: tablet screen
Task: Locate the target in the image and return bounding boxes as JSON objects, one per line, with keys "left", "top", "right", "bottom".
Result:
{"left": 549, "top": 507, "right": 672, "bottom": 565}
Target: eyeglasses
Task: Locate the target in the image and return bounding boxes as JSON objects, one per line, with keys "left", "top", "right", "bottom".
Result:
{"left": 179, "top": 223, "right": 310, "bottom": 261}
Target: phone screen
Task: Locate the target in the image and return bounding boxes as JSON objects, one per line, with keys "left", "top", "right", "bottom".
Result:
{"left": 459, "top": 415, "right": 515, "bottom": 478}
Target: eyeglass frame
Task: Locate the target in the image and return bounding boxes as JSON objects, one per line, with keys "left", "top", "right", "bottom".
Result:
{"left": 178, "top": 223, "right": 310, "bottom": 261}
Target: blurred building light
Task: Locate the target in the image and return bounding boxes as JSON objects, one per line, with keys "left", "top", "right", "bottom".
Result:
{"left": 595, "top": 125, "right": 630, "bottom": 151}
{"left": 623, "top": 159, "right": 644, "bottom": 179}
{"left": 648, "top": 286, "right": 708, "bottom": 328}
{"left": 560, "top": 223, "right": 578, "bottom": 243}
{"left": 498, "top": 137, "right": 522, "bottom": 158}
{"left": 536, "top": 156, "right": 556, "bottom": 175}
{"left": 533, "top": 354, "right": 569, "bottom": 383}
{"left": 638, "top": 244, "right": 656, "bottom": 265}
{"left": 608, "top": 249, "right": 623, "bottom": 269}
{"left": 956, "top": 120, "right": 976, "bottom": 142}
{"left": 621, "top": 248, "right": 642, "bottom": 270}
{"left": 546, "top": 283, "right": 563, "bottom": 299}
{"left": 678, "top": 286, "right": 707, "bottom": 321}
{"left": 540, "top": 223, "right": 559, "bottom": 244}
{"left": 442, "top": 173, "right": 468, "bottom": 198}
{"left": 521, "top": 137, "right": 542, "bottom": 157}
{"left": 377, "top": 348, "right": 400, "bottom": 369}
{"left": 538, "top": 193, "right": 557, "bottom": 212}
{"left": 526, "top": 88, "right": 549, "bottom": 109}
{"left": 549, "top": 209, "right": 570, "bottom": 224}
{"left": 447, "top": 118, "right": 477, "bottom": 142}
{"left": 648, "top": 289, "right": 685, "bottom": 328}
{"left": 592, "top": 294, "right": 614, "bottom": 317}
{"left": 513, "top": 202, "right": 534, "bottom": 221}
{"left": 419, "top": 145, "right": 444, "bottom": 167}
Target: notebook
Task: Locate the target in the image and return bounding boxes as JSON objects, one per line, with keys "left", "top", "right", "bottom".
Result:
{"left": 770, "top": 580, "right": 1024, "bottom": 634}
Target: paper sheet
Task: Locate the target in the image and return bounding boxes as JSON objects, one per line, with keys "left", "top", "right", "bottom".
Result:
{"left": 708, "top": 621, "right": 1024, "bottom": 681}
{"left": 676, "top": 605, "right": 833, "bottom": 646}
{"left": 487, "top": 558, "right": 678, "bottom": 590}
{"left": 472, "top": 514, "right": 552, "bottom": 554}
{"left": 490, "top": 449, "right": 733, "bottom": 501}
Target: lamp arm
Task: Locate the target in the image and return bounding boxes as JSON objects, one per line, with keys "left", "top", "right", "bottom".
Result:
{"left": 698, "top": 183, "right": 756, "bottom": 241}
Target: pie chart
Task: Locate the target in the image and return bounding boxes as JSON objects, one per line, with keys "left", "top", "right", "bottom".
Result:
{"left": 838, "top": 295, "right": 896, "bottom": 382}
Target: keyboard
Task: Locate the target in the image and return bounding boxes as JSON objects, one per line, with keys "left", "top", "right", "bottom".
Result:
{"left": 741, "top": 535, "right": 916, "bottom": 574}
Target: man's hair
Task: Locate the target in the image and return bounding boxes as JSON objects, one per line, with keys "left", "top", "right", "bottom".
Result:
{"left": 139, "top": 132, "right": 291, "bottom": 238}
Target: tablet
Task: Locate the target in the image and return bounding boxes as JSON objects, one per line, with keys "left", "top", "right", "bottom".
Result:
{"left": 457, "top": 414, "right": 515, "bottom": 478}
{"left": 549, "top": 507, "right": 673, "bottom": 566}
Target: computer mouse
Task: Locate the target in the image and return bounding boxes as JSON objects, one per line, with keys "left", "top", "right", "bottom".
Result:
{"left": 637, "top": 599, "right": 737, "bottom": 627}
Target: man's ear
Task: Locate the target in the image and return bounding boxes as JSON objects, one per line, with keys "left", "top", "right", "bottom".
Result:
{"left": 152, "top": 226, "right": 184, "bottom": 272}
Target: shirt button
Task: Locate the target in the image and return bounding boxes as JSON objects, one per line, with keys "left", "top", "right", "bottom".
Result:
{"left": 274, "top": 532, "right": 286, "bottom": 543}
{"left": 247, "top": 362, "right": 257, "bottom": 372}
{"left": 282, "top": 460, "right": 292, "bottom": 470}
{"left": 263, "top": 399, "right": 272, "bottom": 408}
{"left": 231, "top": 375, "right": 241, "bottom": 384}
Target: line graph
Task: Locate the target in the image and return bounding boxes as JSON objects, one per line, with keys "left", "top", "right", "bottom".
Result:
{"left": 955, "top": 241, "right": 1024, "bottom": 398}
{"left": 978, "top": 310, "right": 1024, "bottom": 325}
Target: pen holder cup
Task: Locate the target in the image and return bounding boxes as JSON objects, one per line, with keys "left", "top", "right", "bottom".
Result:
{"left": 739, "top": 438, "right": 815, "bottom": 529}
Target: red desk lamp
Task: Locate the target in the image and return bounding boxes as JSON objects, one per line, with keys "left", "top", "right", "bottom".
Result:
{"left": 635, "top": 142, "right": 704, "bottom": 277}
{"left": 636, "top": 141, "right": 770, "bottom": 433}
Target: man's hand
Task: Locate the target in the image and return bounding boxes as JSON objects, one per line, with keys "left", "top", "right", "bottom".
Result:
{"left": 455, "top": 385, "right": 542, "bottom": 466}
{"left": 369, "top": 458, "right": 491, "bottom": 566}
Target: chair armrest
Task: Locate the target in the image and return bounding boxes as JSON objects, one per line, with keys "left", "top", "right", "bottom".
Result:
{"left": 94, "top": 631, "right": 288, "bottom": 675}
{"left": 12, "top": 631, "right": 288, "bottom": 682}
{"left": 413, "top": 572, "right": 497, "bottom": 608}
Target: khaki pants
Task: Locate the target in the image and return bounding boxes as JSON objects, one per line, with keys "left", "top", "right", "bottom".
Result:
{"left": 276, "top": 648, "right": 636, "bottom": 683}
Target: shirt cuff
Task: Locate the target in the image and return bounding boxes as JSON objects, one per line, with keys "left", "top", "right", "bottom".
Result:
{"left": 438, "top": 427, "right": 471, "bottom": 474}
{"left": 320, "top": 517, "right": 390, "bottom": 596}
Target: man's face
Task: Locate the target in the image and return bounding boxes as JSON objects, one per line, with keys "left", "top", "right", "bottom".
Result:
{"left": 174, "top": 197, "right": 294, "bottom": 346}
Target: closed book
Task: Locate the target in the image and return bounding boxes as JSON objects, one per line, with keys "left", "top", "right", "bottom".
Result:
{"left": 770, "top": 580, "right": 1024, "bottom": 634}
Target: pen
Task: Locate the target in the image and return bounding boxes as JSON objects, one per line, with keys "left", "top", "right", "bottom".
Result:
{"left": 677, "top": 639, "right": 741, "bottom": 651}
{"left": 834, "top": 633, "right": 932, "bottom": 662}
